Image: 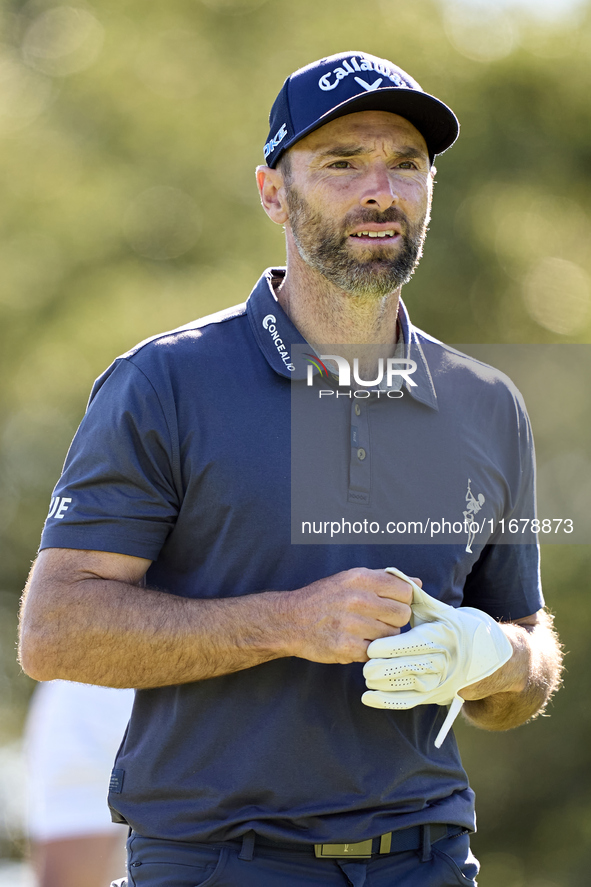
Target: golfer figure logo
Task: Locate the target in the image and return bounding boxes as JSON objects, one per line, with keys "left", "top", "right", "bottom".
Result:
{"left": 463, "top": 479, "right": 485, "bottom": 554}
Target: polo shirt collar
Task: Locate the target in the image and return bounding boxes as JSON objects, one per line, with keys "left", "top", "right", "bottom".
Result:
{"left": 246, "top": 268, "right": 438, "bottom": 409}
{"left": 398, "top": 297, "right": 438, "bottom": 411}
{"left": 246, "top": 268, "right": 306, "bottom": 379}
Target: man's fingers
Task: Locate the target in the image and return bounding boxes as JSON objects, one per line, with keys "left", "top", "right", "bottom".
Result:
{"left": 384, "top": 568, "right": 456, "bottom": 626}
{"left": 384, "top": 566, "right": 423, "bottom": 593}
{"left": 361, "top": 689, "right": 432, "bottom": 710}
{"left": 364, "top": 652, "right": 447, "bottom": 680}
{"left": 365, "top": 671, "right": 443, "bottom": 693}
{"left": 287, "top": 567, "right": 424, "bottom": 664}
{"left": 375, "top": 599, "right": 412, "bottom": 630}
{"left": 340, "top": 572, "right": 413, "bottom": 627}
{"left": 349, "top": 568, "right": 416, "bottom": 605}
{"left": 364, "top": 652, "right": 447, "bottom": 690}
{"left": 378, "top": 571, "right": 414, "bottom": 604}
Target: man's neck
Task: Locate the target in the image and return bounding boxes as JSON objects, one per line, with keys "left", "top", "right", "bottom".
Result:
{"left": 274, "top": 248, "right": 401, "bottom": 374}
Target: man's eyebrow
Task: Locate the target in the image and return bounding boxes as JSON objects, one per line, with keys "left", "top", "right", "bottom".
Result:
{"left": 316, "top": 145, "right": 428, "bottom": 162}
{"left": 392, "top": 147, "right": 428, "bottom": 161}
{"left": 316, "top": 145, "right": 365, "bottom": 159}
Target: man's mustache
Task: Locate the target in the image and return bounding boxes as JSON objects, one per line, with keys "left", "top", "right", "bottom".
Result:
{"left": 344, "top": 207, "right": 409, "bottom": 235}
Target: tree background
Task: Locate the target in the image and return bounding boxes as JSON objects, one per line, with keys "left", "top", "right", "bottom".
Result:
{"left": 0, "top": 0, "right": 590, "bottom": 884}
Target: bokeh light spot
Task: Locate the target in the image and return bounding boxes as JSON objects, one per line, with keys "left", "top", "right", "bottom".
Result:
{"left": 523, "top": 257, "right": 590, "bottom": 336}
{"left": 0, "top": 47, "right": 55, "bottom": 132}
{"left": 444, "top": 1, "right": 518, "bottom": 62}
{"left": 22, "top": 5, "right": 104, "bottom": 77}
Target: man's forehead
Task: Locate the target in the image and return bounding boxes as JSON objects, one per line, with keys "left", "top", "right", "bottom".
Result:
{"left": 291, "top": 110, "right": 429, "bottom": 157}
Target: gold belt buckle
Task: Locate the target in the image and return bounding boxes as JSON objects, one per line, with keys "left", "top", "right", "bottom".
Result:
{"left": 314, "top": 839, "right": 374, "bottom": 859}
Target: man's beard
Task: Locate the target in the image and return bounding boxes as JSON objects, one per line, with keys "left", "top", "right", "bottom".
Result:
{"left": 285, "top": 184, "right": 429, "bottom": 298}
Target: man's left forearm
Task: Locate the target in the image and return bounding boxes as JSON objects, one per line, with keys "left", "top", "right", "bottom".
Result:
{"left": 459, "top": 610, "right": 563, "bottom": 731}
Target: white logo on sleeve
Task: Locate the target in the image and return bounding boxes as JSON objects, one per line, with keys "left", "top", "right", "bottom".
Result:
{"left": 47, "top": 496, "right": 72, "bottom": 520}
{"left": 463, "top": 479, "right": 485, "bottom": 553}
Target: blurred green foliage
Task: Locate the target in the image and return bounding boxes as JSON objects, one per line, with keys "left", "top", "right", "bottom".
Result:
{"left": 0, "top": 0, "right": 590, "bottom": 882}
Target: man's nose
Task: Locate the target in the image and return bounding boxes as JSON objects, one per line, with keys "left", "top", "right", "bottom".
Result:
{"left": 360, "top": 165, "right": 399, "bottom": 213}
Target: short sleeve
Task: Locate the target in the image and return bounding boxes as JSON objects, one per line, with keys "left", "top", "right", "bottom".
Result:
{"left": 462, "top": 386, "right": 544, "bottom": 621}
{"left": 40, "top": 358, "right": 181, "bottom": 560}
{"left": 462, "top": 543, "right": 543, "bottom": 621}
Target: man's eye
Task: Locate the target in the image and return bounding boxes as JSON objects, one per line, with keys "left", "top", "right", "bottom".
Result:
{"left": 397, "top": 161, "right": 417, "bottom": 170}
{"left": 329, "top": 160, "right": 352, "bottom": 169}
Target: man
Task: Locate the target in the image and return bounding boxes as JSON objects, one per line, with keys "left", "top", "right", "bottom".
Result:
{"left": 19, "top": 52, "right": 562, "bottom": 886}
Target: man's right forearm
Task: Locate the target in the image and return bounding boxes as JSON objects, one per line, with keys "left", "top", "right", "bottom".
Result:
{"left": 18, "top": 549, "right": 413, "bottom": 688}
{"left": 19, "top": 572, "right": 289, "bottom": 688}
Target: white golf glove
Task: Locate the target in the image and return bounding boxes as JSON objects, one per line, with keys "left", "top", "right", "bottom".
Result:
{"left": 362, "top": 567, "right": 513, "bottom": 747}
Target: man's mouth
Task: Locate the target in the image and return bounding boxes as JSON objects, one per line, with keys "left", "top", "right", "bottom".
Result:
{"left": 350, "top": 230, "right": 398, "bottom": 239}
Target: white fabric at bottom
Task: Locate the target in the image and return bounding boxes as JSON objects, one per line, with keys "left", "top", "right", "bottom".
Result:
{"left": 25, "top": 680, "right": 134, "bottom": 841}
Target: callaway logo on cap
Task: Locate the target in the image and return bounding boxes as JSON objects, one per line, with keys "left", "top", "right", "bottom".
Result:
{"left": 264, "top": 51, "right": 459, "bottom": 167}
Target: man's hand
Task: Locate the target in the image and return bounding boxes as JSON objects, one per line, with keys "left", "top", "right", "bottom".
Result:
{"left": 362, "top": 568, "right": 513, "bottom": 704}
{"left": 283, "top": 567, "right": 414, "bottom": 664}
{"left": 458, "top": 609, "right": 563, "bottom": 732}
{"left": 360, "top": 567, "right": 563, "bottom": 742}
{"left": 361, "top": 568, "right": 513, "bottom": 745}
{"left": 19, "top": 552, "right": 414, "bottom": 687}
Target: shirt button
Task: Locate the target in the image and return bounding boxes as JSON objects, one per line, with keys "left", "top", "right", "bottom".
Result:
{"left": 354, "top": 403, "right": 361, "bottom": 416}
{"left": 357, "top": 448, "right": 366, "bottom": 461}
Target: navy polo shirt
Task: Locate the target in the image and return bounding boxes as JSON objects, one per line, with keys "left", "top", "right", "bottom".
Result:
{"left": 40, "top": 268, "right": 543, "bottom": 844}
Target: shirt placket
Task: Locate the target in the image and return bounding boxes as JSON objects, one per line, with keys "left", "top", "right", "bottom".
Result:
{"left": 348, "top": 397, "right": 371, "bottom": 505}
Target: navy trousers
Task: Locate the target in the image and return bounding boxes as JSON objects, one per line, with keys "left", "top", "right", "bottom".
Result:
{"left": 112, "top": 830, "right": 479, "bottom": 886}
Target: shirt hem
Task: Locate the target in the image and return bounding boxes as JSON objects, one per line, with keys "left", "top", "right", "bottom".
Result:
{"left": 39, "top": 532, "right": 163, "bottom": 561}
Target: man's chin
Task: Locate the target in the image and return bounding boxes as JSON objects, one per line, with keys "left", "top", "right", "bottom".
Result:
{"left": 330, "top": 269, "right": 409, "bottom": 298}
{"left": 344, "top": 241, "right": 404, "bottom": 261}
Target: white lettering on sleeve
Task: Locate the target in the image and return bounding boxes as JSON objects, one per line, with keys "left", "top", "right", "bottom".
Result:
{"left": 55, "top": 498, "right": 72, "bottom": 519}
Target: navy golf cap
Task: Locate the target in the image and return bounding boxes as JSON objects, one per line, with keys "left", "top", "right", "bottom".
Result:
{"left": 264, "top": 51, "right": 459, "bottom": 167}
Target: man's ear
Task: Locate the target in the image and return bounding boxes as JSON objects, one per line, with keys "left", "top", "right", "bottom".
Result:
{"left": 256, "top": 165, "right": 289, "bottom": 225}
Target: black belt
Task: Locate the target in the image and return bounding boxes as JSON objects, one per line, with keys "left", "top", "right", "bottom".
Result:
{"left": 252, "top": 824, "right": 467, "bottom": 860}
